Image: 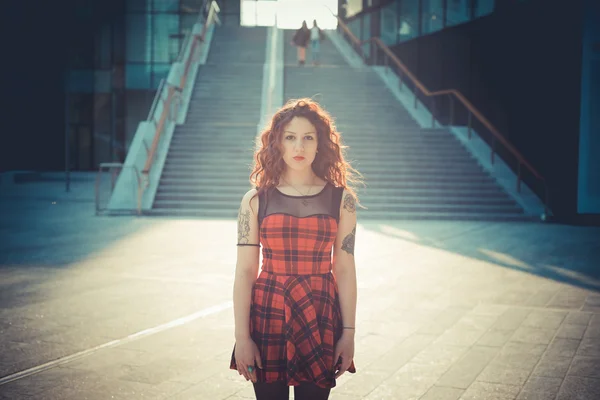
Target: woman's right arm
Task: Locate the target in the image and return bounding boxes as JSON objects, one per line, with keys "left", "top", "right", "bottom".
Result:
{"left": 233, "top": 189, "right": 260, "bottom": 341}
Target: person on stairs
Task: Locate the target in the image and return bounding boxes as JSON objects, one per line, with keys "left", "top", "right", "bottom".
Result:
{"left": 310, "top": 20, "right": 325, "bottom": 66}
{"left": 291, "top": 21, "right": 310, "bottom": 66}
{"left": 230, "top": 98, "right": 362, "bottom": 399}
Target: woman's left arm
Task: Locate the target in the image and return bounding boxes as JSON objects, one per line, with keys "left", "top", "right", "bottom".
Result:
{"left": 332, "top": 189, "right": 358, "bottom": 377}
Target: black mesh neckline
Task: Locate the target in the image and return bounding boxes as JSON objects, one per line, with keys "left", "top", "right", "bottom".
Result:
{"left": 258, "top": 182, "right": 344, "bottom": 225}
{"left": 274, "top": 182, "right": 329, "bottom": 199}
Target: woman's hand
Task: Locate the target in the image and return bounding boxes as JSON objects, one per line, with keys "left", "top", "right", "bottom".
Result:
{"left": 333, "top": 332, "right": 355, "bottom": 379}
{"left": 235, "top": 337, "right": 263, "bottom": 383}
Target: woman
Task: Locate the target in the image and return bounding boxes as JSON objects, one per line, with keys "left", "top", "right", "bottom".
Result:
{"left": 230, "top": 98, "right": 361, "bottom": 400}
{"left": 310, "top": 20, "right": 324, "bottom": 65}
{"left": 291, "top": 21, "right": 311, "bottom": 65}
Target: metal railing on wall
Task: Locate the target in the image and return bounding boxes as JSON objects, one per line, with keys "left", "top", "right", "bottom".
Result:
{"left": 333, "top": 12, "right": 550, "bottom": 218}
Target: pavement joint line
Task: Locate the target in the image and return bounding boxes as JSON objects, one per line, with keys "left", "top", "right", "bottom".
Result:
{"left": 0, "top": 300, "right": 233, "bottom": 386}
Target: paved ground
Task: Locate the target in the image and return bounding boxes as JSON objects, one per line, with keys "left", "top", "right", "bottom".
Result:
{"left": 1, "top": 174, "right": 600, "bottom": 400}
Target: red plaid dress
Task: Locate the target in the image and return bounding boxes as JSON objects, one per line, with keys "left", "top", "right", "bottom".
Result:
{"left": 230, "top": 183, "right": 356, "bottom": 388}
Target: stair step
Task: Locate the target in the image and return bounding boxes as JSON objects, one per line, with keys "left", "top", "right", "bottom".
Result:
{"left": 169, "top": 137, "right": 462, "bottom": 147}
{"left": 154, "top": 192, "right": 515, "bottom": 207}
{"left": 160, "top": 163, "right": 485, "bottom": 176}
{"left": 152, "top": 199, "right": 241, "bottom": 209}
{"left": 162, "top": 159, "right": 482, "bottom": 171}
{"left": 167, "top": 148, "right": 255, "bottom": 155}
{"left": 355, "top": 210, "right": 536, "bottom": 222}
{"left": 359, "top": 187, "right": 508, "bottom": 196}
{"left": 151, "top": 199, "right": 525, "bottom": 218}
{"left": 359, "top": 196, "right": 515, "bottom": 206}
{"left": 144, "top": 208, "right": 238, "bottom": 218}
{"left": 155, "top": 178, "right": 503, "bottom": 190}
{"left": 151, "top": 198, "right": 520, "bottom": 212}
{"left": 363, "top": 181, "right": 503, "bottom": 190}
{"left": 183, "top": 115, "right": 260, "bottom": 121}
{"left": 159, "top": 177, "right": 251, "bottom": 186}
{"left": 360, "top": 175, "right": 493, "bottom": 184}
{"left": 345, "top": 149, "right": 473, "bottom": 157}
{"left": 166, "top": 145, "right": 469, "bottom": 155}
{"left": 359, "top": 203, "right": 523, "bottom": 213}
{"left": 156, "top": 186, "right": 508, "bottom": 197}
{"left": 159, "top": 172, "right": 493, "bottom": 185}
{"left": 143, "top": 208, "right": 536, "bottom": 221}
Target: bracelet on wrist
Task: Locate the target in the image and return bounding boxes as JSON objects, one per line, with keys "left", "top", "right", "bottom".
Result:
{"left": 343, "top": 326, "right": 355, "bottom": 330}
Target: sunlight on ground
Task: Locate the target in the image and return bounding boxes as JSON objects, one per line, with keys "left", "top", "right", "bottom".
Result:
{"left": 478, "top": 248, "right": 533, "bottom": 270}
{"left": 378, "top": 224, "right": 421, "bottom": 241}
{"left": 241, "top": 0, "right": 338, "bottom": 29}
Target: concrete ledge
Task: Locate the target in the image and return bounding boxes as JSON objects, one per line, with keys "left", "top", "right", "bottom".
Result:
{"left": 373, "top": 66, "right": 436, "bottom": 128}
{"left": 325, "top": 29, "right": 366, "bottom": 69}
{"left": 257, "top": 26, "right": 284, "bottom": 136}
{"left": 178, "top": 23, "right": 215, "bottom": 125}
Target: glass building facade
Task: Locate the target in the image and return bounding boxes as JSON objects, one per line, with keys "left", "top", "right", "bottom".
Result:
{"left": 346, "top": 0, "right": 497, "bottom": 46}
{"left": 65, "top": 0, "right": 204, "bottom": 171}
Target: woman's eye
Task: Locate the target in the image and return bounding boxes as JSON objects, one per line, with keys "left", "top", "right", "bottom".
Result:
{"left": 305, "top": 136, "right": 314, "bottom": 140}
{"left": 285, "top": 135, "right": 295, "bottom": 140}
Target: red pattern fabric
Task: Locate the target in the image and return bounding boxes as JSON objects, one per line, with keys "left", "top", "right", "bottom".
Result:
{"left": 230, "top": 213, "right": 356, "bottom": 388}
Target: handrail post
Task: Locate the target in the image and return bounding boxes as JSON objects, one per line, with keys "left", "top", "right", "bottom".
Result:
{"left": 414, "top": 85, "right": 418, "bottom": 109}
{"left": 449, "top": 95, "right": 454, "bottom": 126}
{"left": 398, "top": 70, "right": 403, "bottom": 90}
{"left": 517, "top": 163, "right": 522, "bottom": 192}
{"left": 431, "top": 97, "right": 436, "bottom": 128}
{"left": 544, "top": 183, "right": 549, "bottom": 218}
{"left": 384, "top": 54, "right": 388, "bottom": 74}
{"left": 467, "top": 111, "right": 472, "bottom": 139}
{"left": 95, "top": 165, "right": 101, "bottom": 215}
{"left": 491, "top": 138, "right": 496, "bottom": 164}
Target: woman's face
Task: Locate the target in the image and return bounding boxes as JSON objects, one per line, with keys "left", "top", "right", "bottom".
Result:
{"left": 280, "top": 116, "right": 319, "bottom": 172}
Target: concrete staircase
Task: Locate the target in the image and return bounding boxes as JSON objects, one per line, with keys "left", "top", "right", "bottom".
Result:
{"left": 150, "top": 25, "right": 267, "bottom": 217}
{"left": 283, "top": 30, "right": 528, "bottom": 221}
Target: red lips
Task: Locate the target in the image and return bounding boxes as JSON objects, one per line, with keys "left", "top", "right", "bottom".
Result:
{"left": 293, "top": 156, "right": 305, "bottom": 161}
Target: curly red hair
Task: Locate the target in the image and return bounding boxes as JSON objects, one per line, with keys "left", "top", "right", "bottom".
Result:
{"left": 250, "top": 98, "right": 363, "bottom": 203}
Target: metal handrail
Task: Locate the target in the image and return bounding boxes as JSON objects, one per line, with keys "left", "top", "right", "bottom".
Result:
{"left": 333, "top": 15, "right": 549, "bottom": 216}
{"left": 136, "top": 0, "right": 220, "bottom": 214}
{"left": 147, "top": 78, "right": 166, "bottom": 121}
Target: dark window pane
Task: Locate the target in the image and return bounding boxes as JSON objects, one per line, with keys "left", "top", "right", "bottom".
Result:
{"left": 422, "top": 0, "right": 444, "bottom": 35}
{"left": 152, "top": 14, "right": 179, "bottom": 62}
{"left": 446, "top": 0, "right": 471, "bottom": 26}
{"left": 380, "top": 2, "right": 398, "bottom": 46}
{"left": 399, "top": 0, "right": 419, "bottom": 42}
{"left": 474, "top": 0, "right": 495, "bottom": 18}
{"left": 127, "top": 0, "right": 149, "bottom": 12}
{"left": 154, "top": 0, "right": 179, "bottom": 12}
{"left": 126, "top": 14, "right": 151, "bottom": 62}
{"left": 126, "top": 63, "right": 151, "bottom": 89}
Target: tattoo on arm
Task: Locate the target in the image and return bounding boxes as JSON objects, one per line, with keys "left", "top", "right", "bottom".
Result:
{"left": 237, "top": 208, "right": 251, "bottom": 244}
{"left": 343, "top": 194, "right": 356, "bottom": 213}
{"left": 341, "top": 225, "right": 356, "bottom": 256}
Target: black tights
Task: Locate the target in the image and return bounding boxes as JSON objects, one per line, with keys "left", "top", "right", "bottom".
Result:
{"left": 252, "top": 381, "right": 331, "bottom": 400}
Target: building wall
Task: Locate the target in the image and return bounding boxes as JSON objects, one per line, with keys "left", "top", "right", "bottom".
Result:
{"left": 1, "top": 0, "right": 205, "bottom": 173}
{"left": 577, "top": 0, "right": 600, "bottom": 214}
